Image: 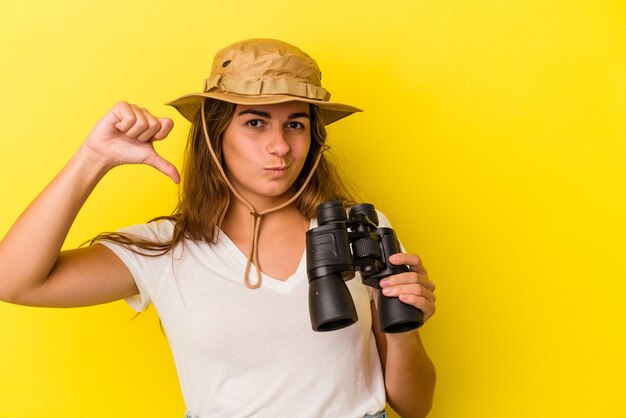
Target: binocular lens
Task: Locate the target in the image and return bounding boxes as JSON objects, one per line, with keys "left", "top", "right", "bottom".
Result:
{"left": 376, "top": 291, "right": 424, "bottom": 333}
{"left": 308, "top": 275, "right": 357, "bottom": 331}
{"left": 348, "top": 203, "right": 378, "bottom": 225}
{"left": 316, "top": 201, "right": 348, "bottom": 225}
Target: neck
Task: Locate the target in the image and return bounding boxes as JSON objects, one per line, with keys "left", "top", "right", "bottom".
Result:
{"left": 224, "top": 189, "right": 300, "bottom": 222}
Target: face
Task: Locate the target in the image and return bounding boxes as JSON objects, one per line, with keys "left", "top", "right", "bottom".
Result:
{"left": 221, "top": 101, "right": 312, "bottom": 206}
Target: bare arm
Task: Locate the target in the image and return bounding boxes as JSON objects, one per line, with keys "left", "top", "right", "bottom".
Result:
{"left": 372, "top": 253, "right": 437, "bottom": 418}
{"left": 0, "top": 101, "right": 179, "bottom": 307}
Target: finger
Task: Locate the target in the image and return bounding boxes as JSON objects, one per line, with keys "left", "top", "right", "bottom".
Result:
{"left": 382, "top": 283, "right": 436, "bottom": 304}
{"left": 398, "top": 294, "right": 436, "bottom": 321}
{"left": 380, "top": 271, "right": 435, "bottom": 293}
{"left": 135, "top": 108, "right": 162, "bottom": 142}
{"left": 389, "top": 252, "right": 427, "bottom": 275}
{"left": 124, "top": 104, "right": 150, "bottom": 139}
{"left": 152, "top": 117, "right": 174, "bottom": 141}
{"left": 143, "top": 148, "right": 181, "bottom": 184}
{"left": 111, "top": 101, "right": 137, "bottom": 133}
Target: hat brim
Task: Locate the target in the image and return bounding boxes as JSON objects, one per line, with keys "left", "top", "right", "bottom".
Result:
{"left": 165, "top": 92, "right": 362, "bottom": 125}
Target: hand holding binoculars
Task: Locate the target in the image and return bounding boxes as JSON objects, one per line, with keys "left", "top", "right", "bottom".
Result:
{"left": 306, "top": 201, "right": 424, "bottom": 333}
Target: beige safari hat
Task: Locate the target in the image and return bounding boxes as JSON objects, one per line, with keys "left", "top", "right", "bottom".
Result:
{"left": 166, "top": 38, "right": 362, "bottom": 125}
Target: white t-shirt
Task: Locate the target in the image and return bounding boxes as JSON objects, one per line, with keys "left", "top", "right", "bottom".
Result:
{"left": 101, "top": 216, "right": 389, "bottom": 417}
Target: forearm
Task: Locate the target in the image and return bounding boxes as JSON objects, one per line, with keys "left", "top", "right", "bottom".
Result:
{"left": 0, "top": 145, "right": 109, "bottom": 300}
{"left": 384, "top": 331, "right": 436, "bottom": 418}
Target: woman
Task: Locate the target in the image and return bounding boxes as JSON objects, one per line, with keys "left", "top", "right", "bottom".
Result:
{"left": 0, "top": 39, "right": 436, "bottom": 417}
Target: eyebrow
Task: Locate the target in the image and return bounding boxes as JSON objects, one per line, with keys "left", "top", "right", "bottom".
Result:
{"left": 237, "top": 109, "right": 310, "bottom": 119}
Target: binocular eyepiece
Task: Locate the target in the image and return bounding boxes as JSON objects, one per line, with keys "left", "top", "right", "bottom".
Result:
{"left": 306, "top": 201, "right": 424, "bottom": 333}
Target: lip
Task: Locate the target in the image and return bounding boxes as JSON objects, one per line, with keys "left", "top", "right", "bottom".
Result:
{"left": 264, "top": 165, "right": 290, "bottom": 176}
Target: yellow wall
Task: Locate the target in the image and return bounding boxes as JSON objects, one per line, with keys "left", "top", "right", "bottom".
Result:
{"left": 1, "top": 1, "right": 625, "bottom": 417}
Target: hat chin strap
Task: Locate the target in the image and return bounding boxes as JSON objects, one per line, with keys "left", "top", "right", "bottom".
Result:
{"left": 201, "top": 99, "right": 322, "bottom": 289}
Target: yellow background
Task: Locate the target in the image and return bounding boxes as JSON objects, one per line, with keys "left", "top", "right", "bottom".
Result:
{"left": 1, "top": 1, "right": 625, "bottom": 417}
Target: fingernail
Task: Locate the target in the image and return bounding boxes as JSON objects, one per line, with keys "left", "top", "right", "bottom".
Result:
{"left": 379, "top": 279, "right": 390, "bottom": 287}
{"left": 382, "top": 287, "right": 395, "bottom": 295}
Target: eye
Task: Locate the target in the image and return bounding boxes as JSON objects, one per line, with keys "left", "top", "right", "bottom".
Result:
{"left": 285, "top": 121, "right": 306, "bottom": 130}
{"left": 245, "top": 119, "right": 266, "bottom": 129}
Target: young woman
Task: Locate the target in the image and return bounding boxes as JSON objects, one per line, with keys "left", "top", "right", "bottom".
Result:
{"left": 0, "top": 39, "right": 436, "bottom": 418}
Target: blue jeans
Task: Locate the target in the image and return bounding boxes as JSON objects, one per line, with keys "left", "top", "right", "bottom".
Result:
{"left": 185, "top": 410, "right": 387, "bottom": 418}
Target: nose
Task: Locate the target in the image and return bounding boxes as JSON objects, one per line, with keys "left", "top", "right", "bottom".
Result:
{"left": 267, "top": 126, "right": 290, "bottom": 157}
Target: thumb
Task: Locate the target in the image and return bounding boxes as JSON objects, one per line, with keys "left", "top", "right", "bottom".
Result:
{"left": 143, "top": 150, "right": 181, "bottom": 184}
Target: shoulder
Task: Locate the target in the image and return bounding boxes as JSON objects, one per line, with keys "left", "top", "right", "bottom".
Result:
{"left": 117, "top": 218, "right": 176, "bottom": 242}
{"left": 375, "top": 209, "right": 393, "bottom": 228}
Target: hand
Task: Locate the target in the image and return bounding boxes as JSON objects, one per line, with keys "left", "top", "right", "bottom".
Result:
{"left": 378, "top": 253, "right": 436, "bottom": 324}
{"left": 83, "top": 101, "right": 180, "bottom": 183}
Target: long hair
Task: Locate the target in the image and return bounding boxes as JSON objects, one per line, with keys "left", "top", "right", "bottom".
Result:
{"left": 88, "top": 98, "right": 357, "bottom": 254}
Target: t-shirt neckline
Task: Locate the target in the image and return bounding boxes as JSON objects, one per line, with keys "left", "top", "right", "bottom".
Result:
{"left": 216, "top": 218, "right": 316, "bottom": 294}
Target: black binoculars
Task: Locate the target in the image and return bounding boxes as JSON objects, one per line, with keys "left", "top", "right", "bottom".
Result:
{"left": 306, "top": 201, "right": 424, "bottom": 333}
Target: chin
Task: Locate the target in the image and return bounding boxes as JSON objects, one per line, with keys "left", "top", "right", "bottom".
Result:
{"left": 264, "top": 183, "right": 299, "bottom": 199}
